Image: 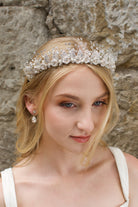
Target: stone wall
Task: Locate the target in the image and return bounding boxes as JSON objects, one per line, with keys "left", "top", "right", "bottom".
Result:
{"left": 0, "top": 0, "right": 137, "bottom": 171}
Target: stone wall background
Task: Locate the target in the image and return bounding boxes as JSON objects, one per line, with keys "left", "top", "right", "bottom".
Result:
{"left": 0, "top": 0, "right": 137, "bottom": 171}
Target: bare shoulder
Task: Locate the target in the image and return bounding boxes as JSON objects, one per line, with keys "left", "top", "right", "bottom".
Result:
{"left": 124, "top": 152, "right": 138, "bottom": 174}
{"left": 124, "top": 152, "right": 138, "bottom": 206}
{"left": 0, "top": 174, "right": 5, "bottom": 207}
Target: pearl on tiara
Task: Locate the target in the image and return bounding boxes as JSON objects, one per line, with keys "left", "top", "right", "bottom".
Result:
{"left": 23, "top": 39, "right": 117, "bottom": 80}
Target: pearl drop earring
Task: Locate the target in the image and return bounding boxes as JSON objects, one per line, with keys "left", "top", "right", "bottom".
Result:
{"left": 32, "top": 110, "right": 37, "bottom": 123}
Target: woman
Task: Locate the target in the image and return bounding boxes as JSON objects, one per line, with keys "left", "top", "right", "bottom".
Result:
{"left": 0, "top": 37, "right": 138, "bottom": 207}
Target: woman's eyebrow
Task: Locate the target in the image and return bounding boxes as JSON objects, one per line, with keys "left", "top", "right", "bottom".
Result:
{"left": 55, "top": 94, "right": 80, "bottom": 101}
{"left": 96, "top": 92, "right": 109, "bottom": 99}
{"left": 55, "top": 92, "right": 109, "bottom": 100}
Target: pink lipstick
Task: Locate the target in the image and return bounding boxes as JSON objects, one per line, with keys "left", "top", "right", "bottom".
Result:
{"left": 70, "top": 135, "right": 90, "bottom": 143}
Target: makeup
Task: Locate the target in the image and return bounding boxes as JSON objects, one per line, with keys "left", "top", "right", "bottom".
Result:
{"left": 70, "top": 135, "right": 91, "bottom": 143}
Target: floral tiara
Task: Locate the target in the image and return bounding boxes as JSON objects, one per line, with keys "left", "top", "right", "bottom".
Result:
{"left": 23, "top": 38, "right": 117, "bottom": 80}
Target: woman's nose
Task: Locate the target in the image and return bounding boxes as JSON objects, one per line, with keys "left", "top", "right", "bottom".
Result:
{"left": 76, "top": 110, "right": 95, "bottom": 134}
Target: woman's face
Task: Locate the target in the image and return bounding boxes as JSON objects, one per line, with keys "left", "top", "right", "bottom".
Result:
{"left": 42, "top": 65, "right": 109, "bottom": 153}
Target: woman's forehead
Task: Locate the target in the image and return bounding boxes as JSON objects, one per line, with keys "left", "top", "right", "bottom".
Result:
{"left": 48, "top": 65, "right": 108, "bottom": 99}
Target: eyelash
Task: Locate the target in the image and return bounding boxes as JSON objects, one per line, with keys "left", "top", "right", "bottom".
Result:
{"left": 60, "top": 102, "right": 76, "bottom": 108}
{"left": 93, "top": 100, "right": 107, "bottom": 107}
{"left": 59, "top": 100, "right": 107, "bottom": 109}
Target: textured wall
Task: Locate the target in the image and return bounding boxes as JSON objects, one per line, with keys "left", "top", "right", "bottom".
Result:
{"left": 0, "top": 0, "right": 137, "bottom": 171}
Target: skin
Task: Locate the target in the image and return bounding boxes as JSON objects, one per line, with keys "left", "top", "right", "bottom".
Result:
{"left": 0, "top": 65, "right": 138, "bottom": 207}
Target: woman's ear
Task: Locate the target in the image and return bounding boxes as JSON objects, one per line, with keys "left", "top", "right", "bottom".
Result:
{"left": 24, "top": 95, "right": 37, "bottom": 115}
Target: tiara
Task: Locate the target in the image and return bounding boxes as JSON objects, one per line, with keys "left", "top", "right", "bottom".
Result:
{"left": 23, "top": 39, "right": 117, "bottom": 80}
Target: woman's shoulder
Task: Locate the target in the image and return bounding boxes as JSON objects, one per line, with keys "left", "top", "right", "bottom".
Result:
{"left": 107, "top": 147, "right": 138, "bottom": 206}
{"left": 124, "top": 152, "right": 138, "bottom": 175}
{"left": 124, "top": 152, "right": 138, "bottom": 206}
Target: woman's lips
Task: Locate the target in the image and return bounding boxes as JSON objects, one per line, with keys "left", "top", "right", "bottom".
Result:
{"left": 70, "top": 135, "right": 91, "bottom": 143}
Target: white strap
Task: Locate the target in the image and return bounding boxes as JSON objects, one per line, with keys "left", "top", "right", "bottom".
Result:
{"left": 109, "top": 147, "right": 129, "bottom": 206}
{"left": 1, "top": 168, "right": 18, "bottom": 207}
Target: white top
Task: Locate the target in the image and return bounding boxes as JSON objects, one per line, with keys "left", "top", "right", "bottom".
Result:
{"left": 1, "top": 168, "right": 17, "bottom": 207}
{"left": 1, "top": 147, "right": 129, "bottom": 207}
{"left": 109, "top": 147, "right": 129, "bottom": 207}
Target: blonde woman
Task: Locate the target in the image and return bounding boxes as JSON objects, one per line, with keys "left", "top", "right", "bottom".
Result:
{"left": 0, "top": 37, "right": 138, "bottom": 207}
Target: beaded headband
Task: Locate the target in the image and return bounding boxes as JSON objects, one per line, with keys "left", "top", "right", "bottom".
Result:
{"left": 23, "top": 38, "right": 117, "bottom": 80}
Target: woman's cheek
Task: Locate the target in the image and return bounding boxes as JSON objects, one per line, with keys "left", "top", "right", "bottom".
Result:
{"left": 92, "top": 107, "right": 107, "bottom": 125}
{"left": 44, "top": 107, "right": 70, "bottom": 129}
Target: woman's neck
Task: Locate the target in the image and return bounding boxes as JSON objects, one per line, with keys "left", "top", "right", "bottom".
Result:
{"left": 34, "top": 143, "right": 87, "bottom": 176}
{"left": 27, "top": 138, "right": 104, "bottom": 178}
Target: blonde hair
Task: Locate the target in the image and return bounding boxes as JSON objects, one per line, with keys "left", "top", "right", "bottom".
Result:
{"left": 15, "top": 37, "right": 119, "bottom": 165}
{"left": 81, "top": 64, "right": 119, "bottom": 165}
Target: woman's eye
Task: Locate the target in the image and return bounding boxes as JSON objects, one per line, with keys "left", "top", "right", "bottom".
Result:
{"left": 60, "top": 102, "right": 76, "bottom": 108}
{"left": 93, "top": 101, "right": 107, "bottom": 107}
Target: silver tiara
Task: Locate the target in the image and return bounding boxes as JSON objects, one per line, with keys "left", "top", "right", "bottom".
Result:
{"left": 23, "top": 40, "right": 117, "bottom": 80}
